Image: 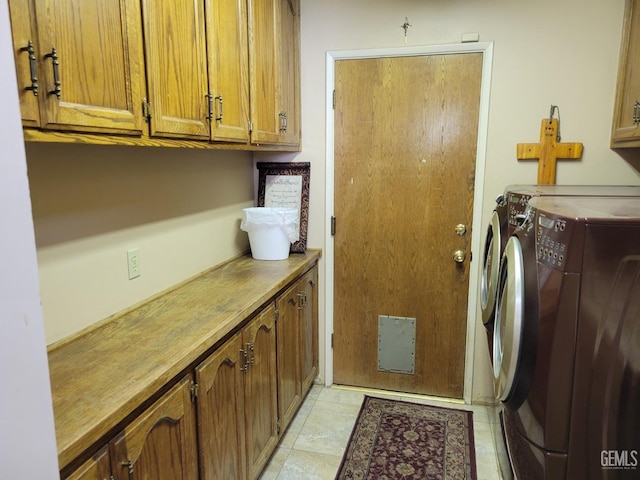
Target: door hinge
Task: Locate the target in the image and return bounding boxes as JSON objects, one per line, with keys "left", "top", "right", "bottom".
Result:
{"left": 248, "top": 120, "right": 253, "bottom": 133}
{"left": 332, "top": 89, "right": 336, "bottom": 109}
{"left": 190, "top": 382, "right": 199, "bottom": 402}
{"left": 331, "top": 216, "right": 336, "bottom": 236}
{"left": 277, "top": 418, "right": 282, "bottom": 435}
{"left": 142, "top": 98, "right": 152, "bottom": 122}
{"left": 331, "top": 333, "right": 334, "bottom": 348}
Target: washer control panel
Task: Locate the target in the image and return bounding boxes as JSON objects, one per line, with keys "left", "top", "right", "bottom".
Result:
{"left": 535, "top": 212, "right": 572, "bottom": 270}
{"left": 508, "top": 193, "right": 532, "bottom": 232}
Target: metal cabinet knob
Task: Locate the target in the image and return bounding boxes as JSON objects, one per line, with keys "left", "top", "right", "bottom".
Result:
{"left": 453, "top": 250, "right": 466, "bottom": 263}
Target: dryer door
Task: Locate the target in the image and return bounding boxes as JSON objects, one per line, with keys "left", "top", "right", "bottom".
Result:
{"left": 493, "top": 228, "right": 539, "bottom": 411}
{"left": 481, "top": 209, "right": 503, "bottom": 326}
{"left": 493, "top": 235, "right": 525, "bottom": 402}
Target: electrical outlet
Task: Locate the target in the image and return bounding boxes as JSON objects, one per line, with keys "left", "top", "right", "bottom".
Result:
{"left": 127, "top": 248, "right": 141, "bottom": 279}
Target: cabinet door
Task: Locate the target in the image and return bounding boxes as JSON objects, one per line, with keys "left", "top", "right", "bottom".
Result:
{"left": 8, "top": 0, "right": 40, "bottom": 127}
{"left": 206, "top": 0, "right": 250, "bottom": 143}
{"left": 612, "top": 0, "right": 640, "bottom": 145}
{"left": 195, "top": 332, "right": 247, "bottom": 480}
{"left": 110, "top": 375, "right": 198, "bottom": 480}
{"left": 248, "top": 0, "right": 280, "bottom": 145}
{"left": 243, "top": 304, "right": 279, "bottom": 480}
{"left": 276, "top": 281, "right": 302, "bottom": 432}
{"left": 141, "top": 0, "right": 210, "bottom": 139}
{"left": 277, "top": 0, "right": 300, "bottom": 146}
{"left": 63, "top": 445, "right": 111, "bottom": 480}
{"left": 300, "top": 266, "right": 318, "bottom": 394}
{"left": 32, "top": 0, "right": 146, "bottom": 134}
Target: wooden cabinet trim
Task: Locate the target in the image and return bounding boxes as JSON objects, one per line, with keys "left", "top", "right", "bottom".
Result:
{"left": 49, "top": 250, "right": 320, "bottom": 470}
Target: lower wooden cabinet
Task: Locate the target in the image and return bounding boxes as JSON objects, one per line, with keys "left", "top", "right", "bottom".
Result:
{"left": 63, "top": 375, "right": 198, "bottom": 480}
{"left": 61, "top": 263, "right": 318, "bottom": 480}
{"left": 299, "top": 267, "right": 319, "bottom": 394}
{"left": 243, "top": 304, "right": 280, "bottom": 480}
{"left": 63, "top": 445, "right": 111, "bottom": 480}
{"left": 196, "top": 332, "right": 247, "bottom": 480}
{"left": 196, "top": 303, "right": 279, "bottom": 480}
{"left": 276, "top": 267, "right": 319, "bottom": 431}
{"left": 110, "top": 375, "right": 198, "bottom": 480}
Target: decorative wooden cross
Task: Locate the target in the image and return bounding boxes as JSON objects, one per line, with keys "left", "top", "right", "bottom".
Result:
{"left": 516, "top": 117, "right": 583, "bottom": 185}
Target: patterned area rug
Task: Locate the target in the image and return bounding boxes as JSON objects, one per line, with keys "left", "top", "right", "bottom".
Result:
{"left": 335, "top": 396, "right": 477, "bottom": 480}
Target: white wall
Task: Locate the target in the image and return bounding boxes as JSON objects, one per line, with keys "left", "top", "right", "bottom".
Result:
{"left": 297, "top": 0, "right": 640, "bottom": 402}
{"left": 28, "top": 144, "right": 255, "bottom": 344}
{"left": 0, "top": 2, "right": 59, "bottom": 476}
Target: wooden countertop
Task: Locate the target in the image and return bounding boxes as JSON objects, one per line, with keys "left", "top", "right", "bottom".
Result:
{"left": 48, "top": 250, "right": 321, "bottom": 470}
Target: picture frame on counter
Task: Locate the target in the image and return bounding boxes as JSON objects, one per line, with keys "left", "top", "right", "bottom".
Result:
{"left": 257, "top": 162, "right": 310, "bottom": 253}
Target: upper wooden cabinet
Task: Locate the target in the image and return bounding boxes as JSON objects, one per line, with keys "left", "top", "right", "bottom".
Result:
{"left": 278, "top": 0, "right": 301, "bottom": 146}
{"left": 141, "top": 0, "right": 210, "bottom": 140}
{"left": 612, "top": 0, "right": 640, "bottom": 147}
{"left": 8, "top": 0, "right": 40, "bottom": 128}
{"left": 9, "top": 0, "right": 300, "bottom": 149}
{"left": 9, "top": 0, "right": 147, "bottom": 135}
{"left": 248, "top": 0, "right": 301, "bottom": 147}
{"left": 206, "top": 0, "right": 251, "bottom": 143}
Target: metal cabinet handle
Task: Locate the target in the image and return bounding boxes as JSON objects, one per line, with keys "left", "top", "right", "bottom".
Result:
{"left": 296, "top": 292, "right": 305, "bottom": 310}
{"left": 247, "top": 342, "right": 255, "bottom": 365}
{"left": 19, "top": 41, "right": 38, "bottom": 96}
{"left": 121, "top": 460, "right": 134, "bottom": 480}
{"left": 240, "top": 348, "right": 248, "bottom": 372}
{"left": 44, "top": 48, "right": 61, "bottom": 98}
{"left": 215, "top": 94, "right": 223, "bottom": 122}
{"left": 453, "top": 250, "right": 466, "bottom": 263}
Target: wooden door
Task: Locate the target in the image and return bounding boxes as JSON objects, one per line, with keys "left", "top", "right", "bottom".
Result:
{"left": 243, "top": 304, "right": 278, "bottom": 480}
{"left": 110, "top": 375, "right": 198, "bottom": 480}
{"left": 141, "top": 0, "right": 210, "bottom": 139}
{"left": 32, "top": 0, "right": 146, "bottom": 134}
{"left": 8, "top": 0, "right": 40, "bottom": 127}
{"left": 195, "top": 332, "right": 247, "bottom": 480}
{"left": 205, "top": 0, "right": 250, "bottom": 143}
{"left": 276, "top": 281, "right": 302, "bottom": 431}
{"left": 333, "top": 53, "right": 483, "bottom": 398}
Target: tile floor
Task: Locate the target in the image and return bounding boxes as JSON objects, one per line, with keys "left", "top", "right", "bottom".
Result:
{"left": 259, "top": 384, "right": 502, "bottom": 480}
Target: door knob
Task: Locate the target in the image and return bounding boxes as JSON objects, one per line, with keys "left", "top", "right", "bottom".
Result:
{"left": 455, "top": 224, "right": 467, "bottom": 236}
{"left": 453, "top": 250, "right": 466, "bottom": 263}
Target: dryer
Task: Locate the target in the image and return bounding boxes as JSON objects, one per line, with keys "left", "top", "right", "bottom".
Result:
{"left": 481, "top": 185, "right": 640, "bottom": 336}
{"left": 480, "top": 186, "right": 640, "bottom": 480}
{"left": 493, "top": 196, "right": 640, "bottom": 480}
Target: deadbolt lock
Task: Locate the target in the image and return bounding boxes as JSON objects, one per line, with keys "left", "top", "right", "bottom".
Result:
{"left": 453, "top": 250, "right": 466, "bottom": 263}
{"left": 455, "top": 224, "right": 467, "bottom": 236}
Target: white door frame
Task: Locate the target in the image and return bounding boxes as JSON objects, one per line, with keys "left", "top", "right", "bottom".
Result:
{"left": 324, "top": 42, "right": 493, "bottom": 404}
